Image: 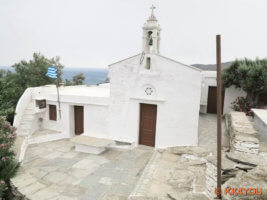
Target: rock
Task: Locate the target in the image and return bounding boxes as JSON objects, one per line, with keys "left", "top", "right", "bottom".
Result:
{"left": 167, "top": 190, "right": 209, "bottom": 200}
{"left": 167, "top": 146, "right": 211, "bottom": 158}
{"left": 222, "top": 166, "right": 267, "bottom": 200}
{"left": 168, "top": 169, "right": 194, "bottom": 190}
{"left": 226, "top": 152, "right": 267, "bottom": 167}
{"left": 206, "top": 153, "right": 237, "bottom": 171}
{"left": 206, "top": 153, "right": 240, "bottom": 199}
{"left": 244, "top": 165, "right": 267, "bottom": 181}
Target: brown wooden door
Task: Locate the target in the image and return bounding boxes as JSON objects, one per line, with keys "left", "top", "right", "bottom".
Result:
{"left": 207, "top": 86, "right": 225, "bottom": 114}
{"left": 74, "top": 106, "right": 84, "bottom": 135}
{"left": 49, "top": 105, "right": 57, "bottom": 121}
{"left": 139, "top": 104, "right": 157, "bottom": 147}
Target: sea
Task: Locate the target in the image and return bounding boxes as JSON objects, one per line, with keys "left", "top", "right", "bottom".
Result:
{"left": 62, "top": 68, "right": 108, "bottom": 85}
{"left": 0, "top": 66, "right": 108, "bottom": 85}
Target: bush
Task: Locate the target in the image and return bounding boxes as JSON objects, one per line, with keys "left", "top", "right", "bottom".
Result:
{"left": 222, "top": 58, "right": 267, "bottom": 105}
{"left": 231, "top": 97, "right": 253, "bottom": 116}
{"left": 0, "top": 116, "right": 20, "bottom": 198}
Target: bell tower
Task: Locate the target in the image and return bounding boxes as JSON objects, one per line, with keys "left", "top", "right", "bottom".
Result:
{"left": 142, "top": 5, "right": 161, "bottom": 54}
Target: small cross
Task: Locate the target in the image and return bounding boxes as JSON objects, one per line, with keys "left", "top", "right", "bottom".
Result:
{"left": 150, "top": 5, "right": 156, "bottom": 15}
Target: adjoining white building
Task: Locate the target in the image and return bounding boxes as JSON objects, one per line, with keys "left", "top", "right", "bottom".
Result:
{"left": 13, "top": 9, "right": 244, "bottom": 156}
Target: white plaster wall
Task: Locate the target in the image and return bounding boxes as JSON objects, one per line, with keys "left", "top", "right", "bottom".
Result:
{"left": 200, "top": 71, "right": 217, "bottom": 114}
{"left": 41, "top": 101, "right": 70, "bottom": 136}
{"left": 29, "top": 85, "right": 110, "bottom": 138}
{"left": 109, "top": 54, "right": 202, "bottom": 148}
{"left": 223, "top": 86, "right": 247, "bottom": 114}
{"left": 83, "top": 105, "right": 109, "bottom": 139}
{"left": 40, "top": 101, "right": 109, "bottom": 138}
{"left": 254, "top": 115, "right": 267, "bottom": 135}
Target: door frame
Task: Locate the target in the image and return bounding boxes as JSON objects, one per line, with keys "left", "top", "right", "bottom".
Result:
{"left": 138, "top": 103, "right": 157, "bottom": 147}
{"left": 207, "top": 86, "right": 225, "bottom": 114}
{"left": 74, "top": 105, "right": 84, "bottom": 135}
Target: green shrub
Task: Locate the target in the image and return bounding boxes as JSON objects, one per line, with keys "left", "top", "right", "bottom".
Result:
{"left": 0, "top": 116, "right": 20, "bottom": 198}
{"left": 231, "top": 97, "right": 253, "bottom": 116}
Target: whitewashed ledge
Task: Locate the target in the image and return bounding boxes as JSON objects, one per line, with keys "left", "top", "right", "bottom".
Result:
{"left": 252, "top": 108, "right": 267, "bottom": 135}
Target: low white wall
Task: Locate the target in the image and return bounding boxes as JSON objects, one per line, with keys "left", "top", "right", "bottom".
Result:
{"left": 13, "top": 88, "right": 32, "bottom": 127}
{"left": 223, "top": 86, "right": 247, "bottom": 114}
{"left": 252, "top": 109, "right": 267, "bottom": 136}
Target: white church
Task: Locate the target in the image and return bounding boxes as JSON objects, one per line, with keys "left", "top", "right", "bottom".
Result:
{"left": 13, "top": 8, "right": 244, "bottom": 159}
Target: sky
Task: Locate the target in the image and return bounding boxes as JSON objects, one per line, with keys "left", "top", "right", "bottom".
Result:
{"left": 0, "top": 0, "right": 267, "bottom": 68}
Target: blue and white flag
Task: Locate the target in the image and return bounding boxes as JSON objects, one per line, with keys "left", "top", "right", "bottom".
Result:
{"left": 46, "top": 66, "right": 57, "bottom": 79}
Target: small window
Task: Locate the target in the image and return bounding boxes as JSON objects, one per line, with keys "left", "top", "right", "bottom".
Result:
{"left": 36, "top": 99, "right": 46, "bottom": 109}
{"left": 146, "top": 57, "right": 151, "bottom": 70}
{"left": 49, "top": 105, "right": 57, "bottom": 121}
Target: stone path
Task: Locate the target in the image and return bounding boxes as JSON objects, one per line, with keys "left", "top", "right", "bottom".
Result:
{"left": 129, "top": 148, "right": 210, "bottom": 200}
{"left": 12, "top": 140, "right": 153, "bottom": 200}
{"left": 198, "top": 113, "right": 229, "bottom": 151}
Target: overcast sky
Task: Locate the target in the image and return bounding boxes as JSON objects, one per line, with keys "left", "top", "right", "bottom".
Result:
{"left": 0, "top": 0, "right": 267, "bottom": 68}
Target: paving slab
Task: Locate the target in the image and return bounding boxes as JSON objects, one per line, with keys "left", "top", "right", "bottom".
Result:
{"left": 12, "top": 139, "right": 153, "bottom": 200}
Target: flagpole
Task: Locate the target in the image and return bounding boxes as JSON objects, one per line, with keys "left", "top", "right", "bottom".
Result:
{"left": 55, "top": 66, "right": 61, "bottom": 119}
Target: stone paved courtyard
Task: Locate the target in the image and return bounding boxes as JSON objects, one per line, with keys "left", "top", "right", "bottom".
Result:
{"left": 12, "top": 114, "right": 226, "bottom": 200}
{"left": 12, "top": 140, "right": 153, "bottom": 200}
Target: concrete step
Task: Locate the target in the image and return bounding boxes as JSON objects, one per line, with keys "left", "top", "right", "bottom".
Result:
{"left": 24, "top": 109, "right": 34, "bottom": 115}
{"left": 20, "top": 121, "right": 32, "bottom": 125}
{"left": 20, "top": 120, "right": 32, "bottom": 124}
{"left": 16, "top": 129, "right": 30, "bottom": 136}
{"left": 71, "top": 135, "right": 114, "bottom": 155}
{"left": 20, "top": 124, "right": 31, "bottom": 130}
{"left": 22, "top": 114, "right": 34, "bottom": 120}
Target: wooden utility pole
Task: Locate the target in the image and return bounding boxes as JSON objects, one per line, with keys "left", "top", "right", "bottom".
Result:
{"left": 216, "top": 34, "right": 222, "bottom": 199}
{"left": 56, "top": 80, "right": 61, "bottom": 119}
{"left": 55, "top": 65, "right": 61, "bottom": 119}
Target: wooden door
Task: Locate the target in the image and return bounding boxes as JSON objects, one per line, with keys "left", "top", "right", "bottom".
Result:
{"left": 49, "top": 105, "right": 57, "bottom": 121}
{"left": 139, "top": 104, "right": 157, "bottom": 147}
{"left": 207, "top": 86, "right": 225, "bottom": 114}
{"left": 74, "top": 106, "right": 84, "bottom": 135}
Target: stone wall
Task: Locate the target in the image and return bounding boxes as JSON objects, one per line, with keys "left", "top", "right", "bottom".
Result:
{"left": 206, "top": 112, "right": 266, "bottom": 200}
{"left": 205, "top": 154, "right": 238, "bottom": 199}
{"left": 229, "top": 112, "right": 259, "bottom": 154}
{"left": 205, "top": 151, "right": 267, "bottom": 200}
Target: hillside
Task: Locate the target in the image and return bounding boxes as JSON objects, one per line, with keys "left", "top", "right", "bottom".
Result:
{"left": 192, "top": 62, "right": 232, "bottom": 71}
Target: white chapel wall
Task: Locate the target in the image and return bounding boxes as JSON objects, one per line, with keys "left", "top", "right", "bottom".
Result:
{"left": 108, "top": 54, "right": 202, "bottom": 148}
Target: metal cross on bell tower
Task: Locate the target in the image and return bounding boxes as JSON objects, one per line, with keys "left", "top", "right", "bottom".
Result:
{"left": 142, "top": 5, "right": 161, "bottom": 54}
{"left": 150, "top": 5, "right": 156, "bottom": 16}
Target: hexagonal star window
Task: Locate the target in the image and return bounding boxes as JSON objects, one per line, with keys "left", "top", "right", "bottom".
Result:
{"left": 145, "top": 87, "right": 153, "bottom": 95}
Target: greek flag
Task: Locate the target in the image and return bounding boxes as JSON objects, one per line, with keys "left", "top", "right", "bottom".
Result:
{"left": 46, "top": 66, "right": 57, "bottom": 79}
